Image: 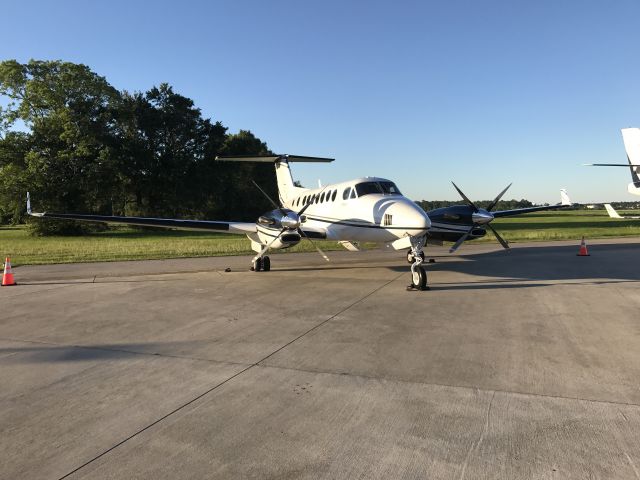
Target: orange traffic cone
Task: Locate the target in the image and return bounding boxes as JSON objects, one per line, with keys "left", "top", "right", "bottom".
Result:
{"left": 577, "top": 237, "right": 590, "bottom": 257}
{"left": 2, "top": 257, "right": 16, "bottom": 286}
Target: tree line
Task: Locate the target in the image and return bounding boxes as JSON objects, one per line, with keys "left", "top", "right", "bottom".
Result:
{"left": 416, "top": 199, "right": 535, "bottom": 211}
{"left": 0, "top": 60, "right": 277, "bottom": 234}
{"left": 1, "top": 60, "right": 558, "bottom": 235}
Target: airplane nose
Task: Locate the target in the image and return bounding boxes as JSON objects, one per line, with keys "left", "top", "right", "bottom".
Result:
{"left": 389, "top": 201, "right": 431, "bottom": 232}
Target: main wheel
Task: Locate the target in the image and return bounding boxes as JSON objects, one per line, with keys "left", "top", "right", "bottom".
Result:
{"left": 262, "top": 256, "right": 271, "bottom": 271}
{"left": 411, "top": 265, "right": 428, "bottom": 290}
{"left": 252, "top": 258, "right": 263, "bottom": 272}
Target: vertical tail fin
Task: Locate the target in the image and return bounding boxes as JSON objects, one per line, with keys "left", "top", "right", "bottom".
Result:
{"left": 560, "top": 189, "right": 571, "bottom": 206}
{"left": 621, "top": 128, "right": 640, "bottom": 193}
{"left": 215, "top": 154, "right": 334, "bottom": 206}
{"left": 604, "top": 204, "right": 622, "bottom": 218}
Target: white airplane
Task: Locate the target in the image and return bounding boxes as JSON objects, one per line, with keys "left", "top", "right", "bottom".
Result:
{"left": 604, "top": 204, "right": 640, "bottom": 219}
{"left": 28, "top": 155, "right": 433, "bottom": 290}
{"left": 586, "top": 128, "right": 640, "bottom": 196}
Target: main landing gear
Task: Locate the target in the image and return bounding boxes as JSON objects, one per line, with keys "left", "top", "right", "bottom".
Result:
{"left": 251, "top": 255, "right": 271, "bottom": 272}
{"left": 407, "top": 236, "right": 429, "bottom": 291}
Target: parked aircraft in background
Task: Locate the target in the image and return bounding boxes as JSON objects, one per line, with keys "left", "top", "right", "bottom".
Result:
{"left": 604, "top": 204, "right": 640, "bottom": 220}
{"left": 585, "top": 128, "right": 640, "bottom": 196}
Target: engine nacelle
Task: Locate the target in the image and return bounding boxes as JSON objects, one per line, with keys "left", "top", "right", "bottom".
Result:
{"left": 255, "top": 208, "right": 302, "bottom": 250}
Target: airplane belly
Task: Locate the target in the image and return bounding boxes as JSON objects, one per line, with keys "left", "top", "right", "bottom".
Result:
{"left": 325, "top": 222, "right": 398, "bottom": 243}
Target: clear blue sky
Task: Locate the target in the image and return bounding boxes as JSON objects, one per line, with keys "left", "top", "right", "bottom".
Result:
{"left": 2, "top": 0, "right": 639, "bottom": 203}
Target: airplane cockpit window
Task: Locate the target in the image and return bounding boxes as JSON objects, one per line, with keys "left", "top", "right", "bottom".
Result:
{"left": 355, "top": 181, "right": 402, "bottom": 197}
{"left": 379, "top": 182, "right": 402, "bottom": 195}
{"left": 350, "top": 188, "right": 357, "bottom": 199}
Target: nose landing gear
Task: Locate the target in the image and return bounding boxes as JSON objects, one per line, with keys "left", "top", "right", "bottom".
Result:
{"left": 407, "top": 235, "right": 429, "bottom": 291}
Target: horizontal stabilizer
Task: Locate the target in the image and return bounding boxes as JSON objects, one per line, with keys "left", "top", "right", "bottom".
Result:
{"left": 583, "top": 164, "right": 631, "bottom": 167}
{"left": 216, "top": 154, "right": 334, "bottom": 163}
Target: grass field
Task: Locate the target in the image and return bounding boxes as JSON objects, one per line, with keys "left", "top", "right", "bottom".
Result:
{"left": 1, "top": 210, "right": 639, "bottom": 266}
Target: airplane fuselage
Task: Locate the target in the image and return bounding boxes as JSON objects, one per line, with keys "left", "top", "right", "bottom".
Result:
{"left": 281, "top": 177, "right": 431, "bottom": 244}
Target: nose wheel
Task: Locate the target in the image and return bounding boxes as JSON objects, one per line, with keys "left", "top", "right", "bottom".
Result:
{"left": 409, "top": 265, "right": 428, "bottom": 290}
{"left": 407, "top": 235, "right": 429, "bottom": 291}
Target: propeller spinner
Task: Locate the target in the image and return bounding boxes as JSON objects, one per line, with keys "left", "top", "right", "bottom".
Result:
{"left": 448, "top": 182, "right": 512, "bottom": 253}
{"left": 252, "top": 181, "right": 330, "bottom": 262}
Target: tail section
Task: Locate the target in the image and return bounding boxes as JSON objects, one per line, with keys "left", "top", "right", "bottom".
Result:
{"left": 216, "top": 154, "right": 334, "bottom": 206}
{"left": 621, "top": 128, "right": 640, "bottom": 195}
{"left": 560, "top": 189, "right": 571, "bottom": 206}
{"left": 604, "top": 204, "right": 622, "bottom": 218}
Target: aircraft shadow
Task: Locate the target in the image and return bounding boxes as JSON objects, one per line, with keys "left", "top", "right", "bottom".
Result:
{"left": 0, "top": 341, "right": 225, "bottom": 365}
{"left": 424, "top": 241, "right": 640, "bottom": 283}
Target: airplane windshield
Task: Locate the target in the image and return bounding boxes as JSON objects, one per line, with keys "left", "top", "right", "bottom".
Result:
{"left": 355, "top": 181, "right": 402, "bottom": 197}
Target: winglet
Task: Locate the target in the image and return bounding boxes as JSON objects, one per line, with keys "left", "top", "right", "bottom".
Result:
{"left": 560, "top": 189, "right": 571, "bottom": 206}
{"left": 604, "top": 204, "right": 622, "bottom": 218}
{"left": 26, "top": 192, "right": 43, "bottom": 217}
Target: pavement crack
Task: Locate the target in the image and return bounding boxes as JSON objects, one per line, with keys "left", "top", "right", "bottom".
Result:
{"left": 55, "top": 273, "right": 403, "bottom": 480}
{"left": 458, "top": 390, "right": 494, "bottom": 480}
{"left": 625, "top": 452, "right": 640, "bottom": 480}
{"left": 255, "top": 272, "right": 404, "bottom": 367}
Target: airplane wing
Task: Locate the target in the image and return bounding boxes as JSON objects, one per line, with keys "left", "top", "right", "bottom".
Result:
{"left": 492, "top": 189, "right": 574, "bottom": 218}
{"left": 26, "top": 194, "right": 256, "bottom": 234}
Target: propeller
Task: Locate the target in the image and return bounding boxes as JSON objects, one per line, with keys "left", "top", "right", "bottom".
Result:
{"left": 251, "top": 182, "right": 330, "bottom": 262}
{"left": 448, "top": 182, "right": 512, "bottom": 253}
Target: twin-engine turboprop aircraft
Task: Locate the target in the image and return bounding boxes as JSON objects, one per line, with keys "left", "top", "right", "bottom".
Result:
{"left": 28, "top": 155, "right": 433, "bottom": 290}
{"left": 27, "top": 154, "right": 572, "bottom": 290}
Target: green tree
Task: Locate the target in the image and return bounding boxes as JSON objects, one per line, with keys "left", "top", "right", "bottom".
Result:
{"left": 0, "top": 59, "right": 122, "bottom": 233}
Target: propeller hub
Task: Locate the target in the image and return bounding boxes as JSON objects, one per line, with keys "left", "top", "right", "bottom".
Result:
{"left": 471, "top": 210, "right": 494, "bottom": 225}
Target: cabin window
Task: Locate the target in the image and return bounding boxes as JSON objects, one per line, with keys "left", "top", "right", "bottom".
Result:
{"left": 331, "top": 190, "right": 337, "bottom": 202}
{"left": 320, "top": 192, "right": 325, "bottom": 203}
{"left": 343, "top": 188, "right": 351, "bottom": 200}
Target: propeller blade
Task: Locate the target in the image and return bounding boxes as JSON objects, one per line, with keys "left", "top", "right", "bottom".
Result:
{"left": 451, "top": 182, "right": 479, "bottom": 212}
{"left": 486, "top": 183, "right": 512, "bottom": 212}
{"left": 487, "top": 223, "right": 510, "bottom": 249}
{"left": 299, "top": 229, "right": 330, "bottom": 262}
{"left": 297, "top": 198, "right": 314, "bottom": 216}
{"left": 449, "top": 227, "right": 474, "bottom": 253}
{"left": 252, "top": 180, "right": 281, "bottom": 210}
{"left": 253, "top": 228, "right": 286, "bottom": 261}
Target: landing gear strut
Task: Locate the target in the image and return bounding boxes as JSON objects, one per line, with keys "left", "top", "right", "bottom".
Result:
{"left": 406, "top": 249, "right": 425, "bottom": 264}
{"left": 407, "top": 235, "right": 429, "bottom": 291}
